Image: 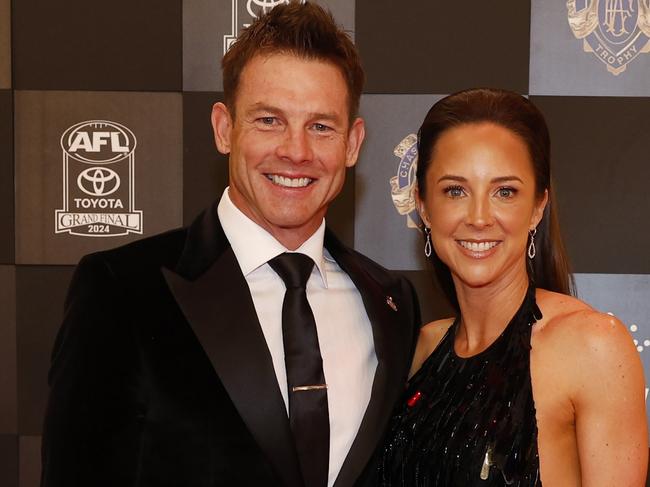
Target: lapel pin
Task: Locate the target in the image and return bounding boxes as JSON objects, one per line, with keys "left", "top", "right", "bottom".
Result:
{"left": 386, "top": 295, "right": 398, "bottom": 312}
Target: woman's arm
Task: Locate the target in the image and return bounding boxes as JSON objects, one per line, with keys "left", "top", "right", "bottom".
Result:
{"left": 570, "top": 311, "right": 648, "bottom": 486}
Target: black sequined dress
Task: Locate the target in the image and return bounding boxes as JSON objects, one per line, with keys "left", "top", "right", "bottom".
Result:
{"left": 378, "top": 286, "right": 543, "bottom": 486}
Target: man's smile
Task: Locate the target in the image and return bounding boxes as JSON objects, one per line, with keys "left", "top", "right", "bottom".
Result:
{"left": 265, "top": 174, "right": 315, "bottom": 188}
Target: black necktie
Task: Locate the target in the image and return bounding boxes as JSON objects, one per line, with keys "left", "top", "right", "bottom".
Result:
{"left": 269, "top": 253, "right": 329, "bottom": 487}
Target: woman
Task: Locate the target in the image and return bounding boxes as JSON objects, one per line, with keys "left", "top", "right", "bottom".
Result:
{"left": 377, "top": 88, "right": 647, "bottom": 486}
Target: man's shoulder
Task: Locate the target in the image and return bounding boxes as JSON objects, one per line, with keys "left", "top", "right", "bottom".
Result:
{"left": 79, "top": 226, "right": 188, "bottom": 278}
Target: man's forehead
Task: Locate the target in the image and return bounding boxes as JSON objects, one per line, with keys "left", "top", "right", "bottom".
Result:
{"left": 233, "top": 52, "right": 352, "bottom": 116}
{"left": 239, "top": 52, "right": 343, "bottom": 79}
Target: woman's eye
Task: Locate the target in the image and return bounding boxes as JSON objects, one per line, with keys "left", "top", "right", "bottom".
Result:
{"left": 444, "top": 185, "right": 465, "bottom": 198}
{"left": 497, "top": 187, "right": 517, "bottom": 198}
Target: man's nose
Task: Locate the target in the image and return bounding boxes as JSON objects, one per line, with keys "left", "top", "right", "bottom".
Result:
{"left": 276, "top": 127, "right": 313, "bottom": 163}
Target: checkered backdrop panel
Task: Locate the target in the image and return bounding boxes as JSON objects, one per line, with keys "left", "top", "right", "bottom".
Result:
{"left": 1, "top": 1, "right": 649, "bottom": 485}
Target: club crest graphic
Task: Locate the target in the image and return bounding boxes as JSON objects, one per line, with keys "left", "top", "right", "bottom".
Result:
{"left": 390, "top": 134, "right": 421, "bottom": 229}
{"left": 223, "top": 0, "right": 306, "bottom": 53}
{"left": 55, "top": 120, "right": 143, "bottom": 237}
{"left": 567, "top": 0, "right": 650, "bottom": 75}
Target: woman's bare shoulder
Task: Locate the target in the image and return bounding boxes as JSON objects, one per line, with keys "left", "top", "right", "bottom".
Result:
{"left": 532, "top": 289, "right": 640, "bottom": 395}
{"left": 409, "top": 318, "right": 455, "bottom": 378}
{"left": 534, "top": 289, "right": 632, "bottom": 346}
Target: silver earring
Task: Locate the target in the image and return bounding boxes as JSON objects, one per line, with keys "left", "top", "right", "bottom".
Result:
{"left": 424, "top": 227, "right": 432, "bottom": 258}
{"left": 527, "top": 228, "right": 537, "bottom": 259}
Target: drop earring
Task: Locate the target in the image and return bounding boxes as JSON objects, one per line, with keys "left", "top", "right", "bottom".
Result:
{"left": 527, "top": 228, "right": 537, "bottom": 259}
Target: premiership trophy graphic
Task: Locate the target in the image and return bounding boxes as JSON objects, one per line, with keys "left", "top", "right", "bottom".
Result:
{"left": 567, "top": 0, "right": 650, "bottom": 75}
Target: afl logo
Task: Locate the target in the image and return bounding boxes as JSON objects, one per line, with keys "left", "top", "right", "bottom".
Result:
{"left": 56, "top": 119, "right": 142, "bottom": 237}
{"left": 61, "top": 120, "right": 136, "bottom": 164}
{"left": 77, "top": 167, "right": 121, "bottom": 197}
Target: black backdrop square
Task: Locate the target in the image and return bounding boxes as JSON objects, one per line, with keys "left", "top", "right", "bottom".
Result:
{"left": 532, "top": 96, "right": 650, "bottom": 274}
{"left": 0, "top": 0, "right": 10, "bottom": 89}
{"left": 12, "top": 0, "right": 182, "bottom": 91}
{"left": 356, "top": 0, "right": 530, "bottom": 94}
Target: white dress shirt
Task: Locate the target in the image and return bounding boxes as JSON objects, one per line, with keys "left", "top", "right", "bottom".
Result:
{"left": 217, "top": 188, "right": 377, "bottom": 487}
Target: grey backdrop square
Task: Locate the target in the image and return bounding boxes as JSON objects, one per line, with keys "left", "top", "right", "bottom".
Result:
{"left": 532, "top": 96, "right": 650, "bottom": 274}
{"left": 0, "top": 90, "right": 13, "bottom": 263}
{"left": 183, "top": 0, "right": 355, "bottom": 91}
{"left": 530, "top": 1, "right": 650, "bottom": 96}
{"left": 399, "top": 270, "right": 454, "bottom": 325}
{"left": 575, "top": 273, "right": 650, "bottom": 335}
{"left": 16, "top": 266, "right": 75, "bottom": 435}
{"left": 357, "top": 0, "right": 531, "bottom": 94}
{"left": 0, "top": 267, "right": 16, "bottom": 434}
{"left": 355, "top": 94, "right": 443, "bottom": 270}
{"left": 325, "top": 170, "right": 356, "bottom": 249}
{"left": 0, "top": 0, "right": 10, "bottom": 89}
{"left": 574, "top": 273, "right": 650, "bottom": 422}
{"left": 14, "top": 91, "right": 183, "bottom": 265}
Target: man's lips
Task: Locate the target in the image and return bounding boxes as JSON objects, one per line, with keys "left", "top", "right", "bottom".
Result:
{"left": 265, "top": 174, "right": 314, "bottom": 188}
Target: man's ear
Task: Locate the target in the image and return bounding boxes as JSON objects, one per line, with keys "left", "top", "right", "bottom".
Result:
{"left": 211, "top": 102, "right": 233, "bottom": 155}
{"left": 344, "top": 117, "right": 366, "bottom": 168}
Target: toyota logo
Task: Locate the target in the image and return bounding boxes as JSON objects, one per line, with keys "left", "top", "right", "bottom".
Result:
{"left": 77, "top": 167, "right": 121, "bottom": 196}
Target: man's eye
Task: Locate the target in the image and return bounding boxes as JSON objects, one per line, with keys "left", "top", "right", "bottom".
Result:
{"left": 312, "top": 123, "right": 330, "bottom": 132}
{"left": 260, "top": 117, "right": 276, "bottom": 125}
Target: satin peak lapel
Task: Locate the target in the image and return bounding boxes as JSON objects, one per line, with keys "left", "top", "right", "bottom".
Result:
{"left": 163, "top": 208, "right": 303, "bottom": 487}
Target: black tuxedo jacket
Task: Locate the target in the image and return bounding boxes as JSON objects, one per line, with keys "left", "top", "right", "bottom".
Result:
{"left": 41, "top": 203, "right": 420, "bottom": 487}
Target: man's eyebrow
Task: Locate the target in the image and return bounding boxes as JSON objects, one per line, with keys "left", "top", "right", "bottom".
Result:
{"left": 245, "top": 103, "right": 281, "bottom": 114}
{"left": 309, "top": 112, "right": 341, "bottom": 122}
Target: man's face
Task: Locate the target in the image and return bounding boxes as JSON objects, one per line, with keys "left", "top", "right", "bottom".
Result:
{"left": 211, "top": 53, "right": 365, "bottom": 249}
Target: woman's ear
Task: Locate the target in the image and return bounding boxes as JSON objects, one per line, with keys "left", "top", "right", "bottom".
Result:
{"left": 415, "top": 186, "right": 432, "bottom": 228}
{"left": 531, "top": 189, "right": 549, "bottom": 229}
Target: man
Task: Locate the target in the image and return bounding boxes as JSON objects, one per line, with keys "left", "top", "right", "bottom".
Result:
{"left": 41, "top": 3, "right": 420, "bottom": 487}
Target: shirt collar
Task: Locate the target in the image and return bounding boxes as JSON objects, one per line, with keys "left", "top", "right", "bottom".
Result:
{"left": 217, "top": 188, "right": 329, "bottom": 288}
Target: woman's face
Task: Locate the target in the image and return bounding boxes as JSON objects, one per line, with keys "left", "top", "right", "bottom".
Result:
{"left": 417, "top": 122, "right": 547, "bottom": 290}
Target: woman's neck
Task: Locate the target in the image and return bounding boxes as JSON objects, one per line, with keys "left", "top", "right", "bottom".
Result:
{"left": 453, "top": 268, "right": 530, "bottom": 357}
